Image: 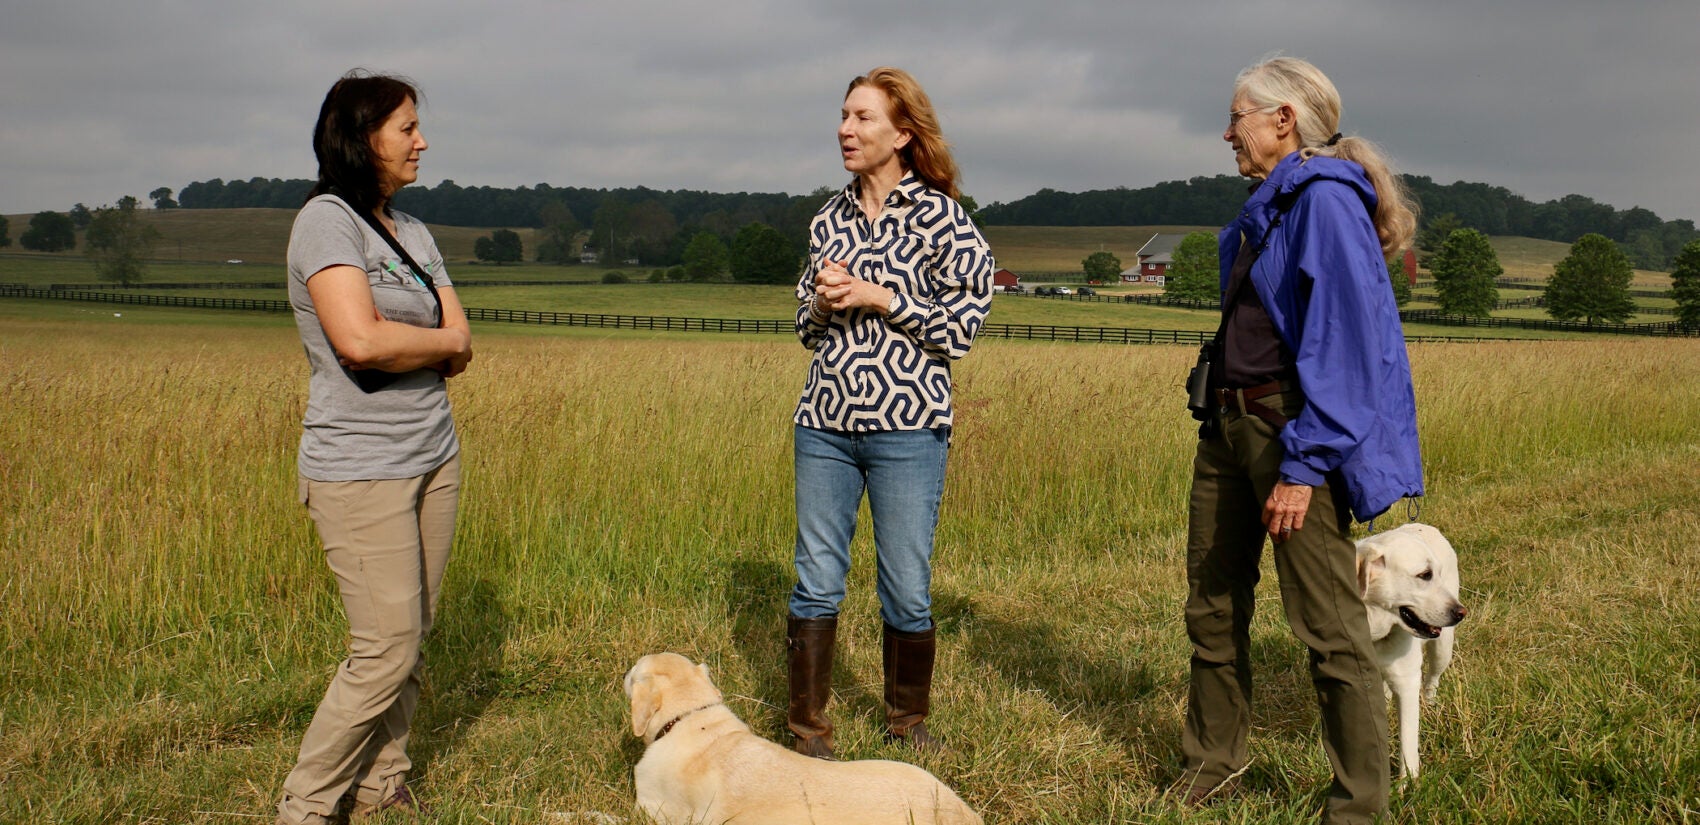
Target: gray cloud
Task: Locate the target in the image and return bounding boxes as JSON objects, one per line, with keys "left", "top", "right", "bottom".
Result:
{"left": 2, "top": 0, "right": 1697, "bottom": 223}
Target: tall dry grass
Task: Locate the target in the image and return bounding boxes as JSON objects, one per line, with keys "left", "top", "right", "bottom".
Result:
{"left": 2, "top": 309, "right": 1697, "bottom": 823}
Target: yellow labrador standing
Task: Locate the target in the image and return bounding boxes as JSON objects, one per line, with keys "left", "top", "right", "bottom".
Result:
{"left": 1356, "top": 522, "right": 1468, "bottom": 778}
{"left": 624, "top": 652, "right": 982, "bottom": 825}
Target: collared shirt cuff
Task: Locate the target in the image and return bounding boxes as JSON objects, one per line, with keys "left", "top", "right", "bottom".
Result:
{"left": 886, "top": 292, "right": 925, "bottom": 331}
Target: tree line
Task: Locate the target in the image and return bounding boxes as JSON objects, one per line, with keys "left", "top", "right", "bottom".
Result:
{"left": 173, "top": 176, "right": 825, "bottom": 281}
{"left": 6, "top": 197, "right": 160, "bottom": 284}
{"left": 976, "top": 174, "right": 1699, "bottom": 271}
{"left": 169, "top": 172, "right": 1699, "bottom": 273}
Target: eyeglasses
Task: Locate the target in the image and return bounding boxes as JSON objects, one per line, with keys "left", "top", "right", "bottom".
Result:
{"left": 1228, "top": 106, "right": 1277, "bottom": 128}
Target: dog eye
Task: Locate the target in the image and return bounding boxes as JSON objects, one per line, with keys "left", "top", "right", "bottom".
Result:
{"left": 1418, "top": 570, "right": 1434, "bottom": 581}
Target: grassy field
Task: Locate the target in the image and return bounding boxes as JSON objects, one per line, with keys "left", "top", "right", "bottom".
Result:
{"left": 2, "top": 209, "right": 548, "bottom": 268}
{"left": 979, "top": 225, "right": 1217, "bottom": 273}
{"left": 2, "top": 297, "right": 1697, "bottom": 824}
{"left": 1485, "top": 235, "right": 1672, "bottom": 288}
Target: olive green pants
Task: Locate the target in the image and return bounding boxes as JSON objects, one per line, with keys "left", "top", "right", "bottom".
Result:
{"left": 1179, "top": 391, "right": 1387, "bottom": 824}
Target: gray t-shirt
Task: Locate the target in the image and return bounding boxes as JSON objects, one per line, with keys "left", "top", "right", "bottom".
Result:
{"left": 288, "top": 194, "right": 459, "bottom": 481}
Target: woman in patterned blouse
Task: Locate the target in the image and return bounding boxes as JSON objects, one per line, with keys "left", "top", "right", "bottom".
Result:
{"left": 783, "top": 66, "right": 994, "bottom": 760}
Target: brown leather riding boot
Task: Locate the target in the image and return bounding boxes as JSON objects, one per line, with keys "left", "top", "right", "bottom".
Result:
{"left": 786, "top": 615, "right": 837, "bottom": 759}
{"left": 883, "top": 621, "right": 940, "bottom": 750}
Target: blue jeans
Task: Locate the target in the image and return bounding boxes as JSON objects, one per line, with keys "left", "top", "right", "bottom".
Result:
{"left": 789, "top": 425, "right": 949, "bottom": 633}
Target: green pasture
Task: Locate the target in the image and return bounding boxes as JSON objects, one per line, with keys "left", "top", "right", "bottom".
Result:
{"left": 1485, "top": 235, "right": 1672, "bottom": 287}
{"left": 4, "top": 208, "right": 1680, "bottom": 346}
{"left": 2, "top": 303, "right": 1698, "bottom": 824}
{"left": 2, "top": 210, "right": 1208, "bottom": 275}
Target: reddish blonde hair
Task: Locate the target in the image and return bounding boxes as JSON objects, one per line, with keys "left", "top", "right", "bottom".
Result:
{"left": 847, "top": 67, "right": 961, "bottom": 201}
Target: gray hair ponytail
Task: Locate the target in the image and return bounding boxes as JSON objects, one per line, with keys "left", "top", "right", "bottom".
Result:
{"left": 1236, "top": 55, "right": 1418, "bottom": 258}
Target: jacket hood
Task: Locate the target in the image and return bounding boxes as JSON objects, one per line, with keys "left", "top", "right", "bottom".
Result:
{"left": 1265, "top": 152, "right": 1378, "bottom": 213}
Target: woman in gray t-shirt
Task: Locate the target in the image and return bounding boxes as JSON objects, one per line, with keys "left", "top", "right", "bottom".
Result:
{"left": 275, "top": 71, "right": 472, "bottom": 825}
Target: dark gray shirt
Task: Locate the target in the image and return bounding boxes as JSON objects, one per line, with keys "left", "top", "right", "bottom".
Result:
{"left": 1213, "top": 230, "right": 1292, "bottom": 389}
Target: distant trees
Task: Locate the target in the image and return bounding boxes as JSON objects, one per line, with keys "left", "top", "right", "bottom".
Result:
{"left": 1163, "top": 232, "right": 1219, "bottom": 302}
{"left": 958, "top": 193, "right": 983, "bottom": 226}
{"left": 0, "top": 214, "right": 9, "bottom": 248}
{"left": 1429, "top": 228, "right": 1501, "bottom": 316}
{"left": 682, "top": 232, "right": 730, "bottom": 281}
{"left": 534, "top": 200, "right": 581, "bottom": 264}
{"left": 1415, "top": 213, "right": 1463, "bottom": 269}
{"left": 1082, "top": 251, "right": 1121, "bottom": 284}
{"left": 159, "top": 173, "right": 1700, "bottom": 277}
{"left": 69, "top": 203, "right": 93, "bottom": 228}
{"left": 85, "top": 197, "right": 161, "bottom": 284}
{"left": 972, "top": 174, "right": 1700, "bottom": 270}
{"left": 589, "top": 197, "right": 680, "bottom": 265}
{"left": 1388, "top": 262, "right": 1412, "bottom": 307}
{"left": 1668, "top": 240, "right": 1700, "bottom": 331}
{"left": 20, "top": 210, "right": 76, "bottom": 252}
{"left": 1546, "top": 234, "right": 1635, "bottom": 325}
{"left": 979, "top": 175, "right": 1252, "bottom": 226}
{"left": 730, "top": 223, "right": 798, "bottom": 284}
{"left": 474, "top": 229, "right": 523, "bottom": 265}
{"left": 149, "top": 187, "right": 178, "bottom": 209}
{"left": 179, "top": 177, "right": 312, "bottom": 209}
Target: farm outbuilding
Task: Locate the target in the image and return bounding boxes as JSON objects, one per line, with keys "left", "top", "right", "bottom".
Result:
{"left": 1130, "top": 233, "right": 1188, "bottom": 283}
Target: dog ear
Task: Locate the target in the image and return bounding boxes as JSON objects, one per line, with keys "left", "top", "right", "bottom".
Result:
{"left": 630, "top": 674, "right": 662, "bottom": 738}
{"left": 1357, "top": 549, "right": 1384, "bottom": 600}
{"left": 698, "top": 662, "right": 711, "bottom": 682}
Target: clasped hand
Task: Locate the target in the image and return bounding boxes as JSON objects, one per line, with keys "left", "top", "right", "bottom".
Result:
{"left": 814, "top": 260, "right": 894, "bottom": 314}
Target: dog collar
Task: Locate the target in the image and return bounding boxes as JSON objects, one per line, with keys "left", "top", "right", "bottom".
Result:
{"left": 654, "top": 703, "right": 719, "bottom": 742}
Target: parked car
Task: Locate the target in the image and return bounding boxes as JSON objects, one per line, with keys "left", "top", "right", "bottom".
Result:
{"left": 1005, "top": 283, "right": 1025, "bottom": 294}
{"left": 1054, "top": 286, "right": 1073, "bottom": 295}
{"left": 1034, "top": 286, "right": 1053, "bottom": 296}
{"left": 1077, "top": 286, "right": 1097, "bottom": 297}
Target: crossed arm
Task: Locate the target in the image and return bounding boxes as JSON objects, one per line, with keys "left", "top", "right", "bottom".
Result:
{"left": 306, "top": 264, "right": 473, "bottom": 377}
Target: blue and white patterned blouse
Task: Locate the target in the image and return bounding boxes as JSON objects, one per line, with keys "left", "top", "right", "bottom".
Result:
{"left": 794, "top": 174, "right": 994, "bottom": 432}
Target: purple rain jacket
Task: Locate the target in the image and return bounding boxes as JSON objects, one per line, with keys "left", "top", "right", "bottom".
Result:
{"left": 1218, "top": 151, "right": 1423, "bottom": 522}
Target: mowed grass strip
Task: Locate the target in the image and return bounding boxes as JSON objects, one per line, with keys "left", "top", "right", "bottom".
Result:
{"left": 2, "top": 306, "right": 1697, "bottom": 823}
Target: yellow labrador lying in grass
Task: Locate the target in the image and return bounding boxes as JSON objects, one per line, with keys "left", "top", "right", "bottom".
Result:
{"left": 1356, "top": 522, "right": 1468, "bottom": 778}
{"left": 624, "top": 652, "right": 982, "bottom": 825}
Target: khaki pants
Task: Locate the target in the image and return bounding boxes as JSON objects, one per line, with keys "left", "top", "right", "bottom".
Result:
{"left": 276, "top": 454, "right": 459, "bottom": 825}
{"left": 1179, "top": 392, "right": 1387, "bottom": 824}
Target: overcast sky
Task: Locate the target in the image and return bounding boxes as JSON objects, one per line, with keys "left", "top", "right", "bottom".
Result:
{"left": 3, "top": 1, "right": 1697, "bottom": 224}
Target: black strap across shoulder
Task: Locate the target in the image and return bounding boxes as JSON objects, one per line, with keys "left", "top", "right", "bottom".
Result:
{"left": 328, "top": 190, "right": 443, "bottom": 329}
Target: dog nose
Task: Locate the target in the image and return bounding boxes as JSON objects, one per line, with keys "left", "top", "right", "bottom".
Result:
{"left": 1451, "top": 604, "right": 1468, "bottom": 623}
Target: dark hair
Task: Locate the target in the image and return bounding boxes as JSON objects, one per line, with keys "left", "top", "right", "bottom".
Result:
{"left": 306, "top": 70, "right": 421, "bottom": 215}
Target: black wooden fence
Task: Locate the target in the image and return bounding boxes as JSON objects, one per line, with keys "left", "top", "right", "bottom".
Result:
{"left": 3, "top": 285, "right": 1688, "bottom": 342}
{"left": 45, "top": 281, "right": 286, "bottom": 291}
{"left": 1495, "top": 278, "right": 1670, "bottom": 299}
{"left": 41, "top": 277, "right": 596, "bottom": 291}
{"left": 1397, "top": 308, "right": 1692, "bottom": 336}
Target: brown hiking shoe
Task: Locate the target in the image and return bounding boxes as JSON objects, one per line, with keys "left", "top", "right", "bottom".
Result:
{"left": 1166, "top": 773, "right": 1242, "bottom": 807}
{"left": 351, "top": 785, "right": 428, "bottom": 819}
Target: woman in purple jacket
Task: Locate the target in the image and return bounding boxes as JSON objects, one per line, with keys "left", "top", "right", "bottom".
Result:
{"left": 1170, "top": 55, "right": 1422, "bottom": 825}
